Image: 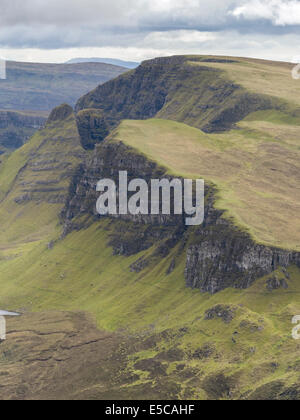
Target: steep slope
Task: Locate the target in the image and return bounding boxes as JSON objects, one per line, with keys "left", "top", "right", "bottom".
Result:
{"left": 0, "top": 104, "right": 84, "bottom": 246}
{"left": 0, "top": 56, "right": 299, "bottom": 400}
{"left": 76, "top": 56, "right": 290, "bottom": 137}
{"left": 110, "top": 118, "right": 300, "bottom": 251}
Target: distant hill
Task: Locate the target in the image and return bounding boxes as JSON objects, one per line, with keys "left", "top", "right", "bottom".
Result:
{"left": 0, "top": 61, "right": 128, "bottom": 112}
{"left": 66, "top": 57, "right": 139, "bottom": 69}
{"left": 0, "top": 60, "right": 128, "bottom": 151}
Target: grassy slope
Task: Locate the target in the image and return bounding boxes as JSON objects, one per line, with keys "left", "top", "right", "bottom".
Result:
{"left": 191, "top": 57, "right": 300, "bottom": 108}
{"left": 0, "top": 217, "right": 299, "bottom": 399}
{"left": 0, "top": 110, "right": 47, "bottom": 154}
{"left": 0, "top": 128, "right": 299, "bottom": 398}
{"left": 0, "top": 56, "right": 299, "bottom": 399}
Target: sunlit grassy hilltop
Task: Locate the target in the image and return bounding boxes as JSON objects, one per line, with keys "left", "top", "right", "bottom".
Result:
{"left": 114, "top": 114, "right": 300, "bottom": 251}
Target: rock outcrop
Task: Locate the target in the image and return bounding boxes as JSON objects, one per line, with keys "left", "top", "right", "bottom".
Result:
{"left": 76, "top": 109, "right": 109, "bottom": 150}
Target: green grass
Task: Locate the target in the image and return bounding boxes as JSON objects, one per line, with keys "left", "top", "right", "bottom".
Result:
{"left": 0, "top": 216, "right": 299, "bottom": 399}
{"left": 112, "top": 117, "right": 300, "bottom": 251}
{"left": 0, "top": 56, "right": 300, "bottom": 399}
{"left": 190, "top": 57, "right": 300, "bottom": 108}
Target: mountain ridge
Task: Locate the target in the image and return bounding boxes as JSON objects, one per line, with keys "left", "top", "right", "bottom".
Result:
{"left": 66, "top": 57, "right": 139, "bottom": 69}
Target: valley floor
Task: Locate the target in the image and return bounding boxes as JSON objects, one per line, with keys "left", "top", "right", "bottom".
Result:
{"left": 0, "top": 220, "right": 299, "bottom": 400}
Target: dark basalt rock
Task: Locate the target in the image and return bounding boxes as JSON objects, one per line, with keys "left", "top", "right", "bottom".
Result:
{"left": 76, "top": 109, "right": 109, "bottom": 150}
{"left": 266, "top": 276, "right": 289, "bottom": 291}
{"left": 204, "top": 305, "right": 236, "bottom": 324}
{"left": 166, "top": 258, "right": 176, "bottom": 275}
{"left": 130, "top": 257, "right": 150, "bottom": 273}
{"left": 192, "top": 343, "right": 215, "bottom": 360}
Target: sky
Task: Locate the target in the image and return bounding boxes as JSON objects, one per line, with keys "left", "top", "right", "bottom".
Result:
{"left": 1, "top": 0, "right": 300, "bottom": 63}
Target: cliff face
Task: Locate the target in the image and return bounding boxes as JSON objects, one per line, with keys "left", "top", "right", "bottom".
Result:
{"left": 0, "top": 110, "right": 46, "bottom": 151}
{"left": 185, "top": 226, "right": 300, "bottom": 294}
{"left": 76, "top": 109, "right": 109, "bottom": 150}
{"left": 75, "top": 56, "right": 274, "bottom": 141}
{"left": 61, "top": 139, "right": 300, "bottom": 293}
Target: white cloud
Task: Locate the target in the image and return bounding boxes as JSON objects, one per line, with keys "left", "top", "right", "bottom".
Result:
{"left": 143, "top": 30, "right": 217, "bottom": 48}
{"left": 0, "top": 0, "right": 300, "bottom": 62}
{"left": 231, "top": 0, "right": 300, "bottom": 26}
{"left": 1, "top": 30, "right": 299, "bottom": 64}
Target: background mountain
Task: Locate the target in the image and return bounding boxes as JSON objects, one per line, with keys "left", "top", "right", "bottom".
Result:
{"left": 66, "top": 57, "right": 139, "bottom": 69}
{"left": 0, "top": 60, "right": 128, "bottom": 153}
{"left": 0, "top": 56, "right": 299, "bottom": 400}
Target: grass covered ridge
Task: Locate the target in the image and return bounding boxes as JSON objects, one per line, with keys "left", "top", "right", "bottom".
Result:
{"left": 113, "top": 116, "right": 300, "bottom": 251}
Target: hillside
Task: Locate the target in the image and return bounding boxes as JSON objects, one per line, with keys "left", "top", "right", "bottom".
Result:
{"left": 0, "top": 56, "right": 299, "bottom": 400}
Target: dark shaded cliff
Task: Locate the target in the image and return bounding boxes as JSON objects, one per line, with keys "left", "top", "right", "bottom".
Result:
{"left": 75, "top": 56, "right": 276, "bottom": 148}
{"left": 61, "top": 139, "right": 300, "bottom": 294}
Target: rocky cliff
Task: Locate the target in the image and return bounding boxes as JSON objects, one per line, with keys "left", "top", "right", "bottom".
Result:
{"left": 61, "top": 138, "right": 300, "bottom": 293}
{"left": 76, "top": 56, "right": 275, "bottom": 141}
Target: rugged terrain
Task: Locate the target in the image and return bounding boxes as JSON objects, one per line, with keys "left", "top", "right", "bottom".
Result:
{"left": 0, "top": 56, "right": 299, "bottom": 400}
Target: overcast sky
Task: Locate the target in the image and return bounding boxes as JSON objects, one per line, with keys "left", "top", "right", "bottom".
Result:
{"left": 1, "top": 0, "right": 300, "bottom": 63}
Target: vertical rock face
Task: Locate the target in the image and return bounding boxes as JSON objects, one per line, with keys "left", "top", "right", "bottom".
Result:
{"left": 76, "top": 109, "right": 109, "bottom": 150}
{"left": 61, "top": 139, "right": 300, "bottom": 294}
{"left": 185, "top": 226, "right": 300, "bottom": 294}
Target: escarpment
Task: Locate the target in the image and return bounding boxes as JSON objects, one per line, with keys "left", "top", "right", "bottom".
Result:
{"left": 11, "top": 105, "right": 85, "bottom": 205}
{"left": 61, "top": 138, "right": 300, "bottom": 294}
{"left": 75, "top": 55, "right": 275, "bottom": 141}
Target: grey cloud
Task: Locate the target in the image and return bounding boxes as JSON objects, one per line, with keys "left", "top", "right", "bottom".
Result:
{"left": 0, "top": 0, "right": 300, "bottom": 51}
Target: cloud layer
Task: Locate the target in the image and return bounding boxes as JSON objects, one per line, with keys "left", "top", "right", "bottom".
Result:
{"left": 232, "top": 0, "right": 300, "bottom": 26}
{"left": 0, "top": 0, "right": 300, "bottom": 62}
